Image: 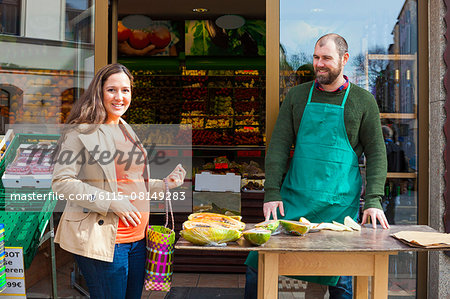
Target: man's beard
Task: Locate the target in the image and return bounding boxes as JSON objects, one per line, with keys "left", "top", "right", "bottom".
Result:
{"left": 314, "top": 65, "right": 342, "bottom": 85}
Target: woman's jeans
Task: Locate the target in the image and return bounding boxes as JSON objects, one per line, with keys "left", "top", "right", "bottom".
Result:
{"left": 74, "top": 238, "right": 146, "bottom": 299}
{"left": 244, "top": 266, "right": 353, "bottom": 299}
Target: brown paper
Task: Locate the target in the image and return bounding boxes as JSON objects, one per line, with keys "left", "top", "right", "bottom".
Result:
{"left": 391, "top": 231, "right": 450, "bottom": 248}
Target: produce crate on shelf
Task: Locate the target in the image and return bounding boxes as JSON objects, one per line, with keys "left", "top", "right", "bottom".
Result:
{"left": 0, "top": 197, "right": 57, "bottom": 268}
{"left": 0, "top": 133, "right": 60, "bottom": 209}
{"left": 0, "top": 133, "right": 60, "bottom": 268}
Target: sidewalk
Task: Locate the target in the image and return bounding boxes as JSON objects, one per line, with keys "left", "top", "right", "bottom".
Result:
{"left": 25, "top": 255, "right": 414, "bottom": 298}
{"left": 25, "top": 256, "right": 317, "bottom": 299}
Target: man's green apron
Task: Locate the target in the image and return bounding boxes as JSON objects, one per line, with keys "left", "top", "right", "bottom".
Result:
{"left": 245, "top": 83, "right": 361, "bottom": 286}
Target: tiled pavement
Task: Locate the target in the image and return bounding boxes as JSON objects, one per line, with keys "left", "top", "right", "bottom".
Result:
{"left": 26, "top": 257, "right": 414, "bottom": 298}
{"left": 26, "top": 258, "right": 308, "bottom": 299}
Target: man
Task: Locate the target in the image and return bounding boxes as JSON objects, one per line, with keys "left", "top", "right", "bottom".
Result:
{"left": 244, "top": 33, "right": 390, "bottom": 299}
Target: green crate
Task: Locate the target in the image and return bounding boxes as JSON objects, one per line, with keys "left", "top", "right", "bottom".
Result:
{"left": 0, "top": 198, "right": 57, "bottom": 268}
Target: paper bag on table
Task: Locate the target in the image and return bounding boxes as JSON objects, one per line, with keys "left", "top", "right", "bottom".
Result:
{"left": 391, "top": 231, "right": 450, "bottom": 248}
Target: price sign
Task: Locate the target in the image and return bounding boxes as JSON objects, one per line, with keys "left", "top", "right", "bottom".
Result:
{"left": 1, "top": 247, "right": 26, "bottom": 298}
{"left": 237, "top": 150, "right": 261, "bottom": 157}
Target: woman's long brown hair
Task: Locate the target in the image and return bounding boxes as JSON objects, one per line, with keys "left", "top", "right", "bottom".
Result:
{"left": 65, "top": 63, "right": 134, "bottom": 124}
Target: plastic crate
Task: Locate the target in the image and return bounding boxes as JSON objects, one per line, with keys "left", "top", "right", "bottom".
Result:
{"left": 0, "top": 198, "right": 57, "bottom": 268}
{"left": 0, "top": 133, "right": 60, "bottom": 191}
{"left": 0, "top": 133, "right": 60, "bottom": 268}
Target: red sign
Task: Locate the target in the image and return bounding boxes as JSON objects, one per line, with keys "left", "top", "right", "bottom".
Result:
{"left": 214, "top": 163, "right": 228, "bottom": 169}
{"left": 237, "top": 150, "right": 262, "bottom": 157}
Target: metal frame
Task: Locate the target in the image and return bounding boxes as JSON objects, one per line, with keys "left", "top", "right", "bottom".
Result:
{"left": 443, "top": 0, "right": 450, "bottom": 246}
{"left": 417, "top": 0, "right": 430, "bottom": 298}
{"left": 94, "top": 0, "right": 109, "bottom": 72}
{"left": 37, "top": 214, "right": 58, "bottom": 298}
{"left": 265, "top": 0, "right": 280, "bottom": 146}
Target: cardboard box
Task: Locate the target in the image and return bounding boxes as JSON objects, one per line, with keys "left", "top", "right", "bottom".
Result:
{"left": 195, "top": 172, "right": 241, "bottom": 192}
{"left": 2, "top": 143, "right": 56, "bottom": 188}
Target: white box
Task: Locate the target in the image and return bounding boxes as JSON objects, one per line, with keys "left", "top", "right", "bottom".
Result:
{"left": 2, "top": 173, "right": 52, "bottom": 188}
{"left": 195, "top": 172, "right": 241, "bottom": 192}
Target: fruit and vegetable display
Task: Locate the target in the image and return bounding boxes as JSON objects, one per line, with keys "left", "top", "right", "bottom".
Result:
{"left": 127, "top": 69, "right": 265, "bottom": 145}
{"left": 241, "top": 178, "right": 265, "bottom": 192}
{"left": 179, "top": 213, "right": 365, "bottom": 247}
{"left": 254, "top": 220, "right": 280, "bottom": 234}
{"left": 180, "top": 213, "right": 245, "bottom": 246}
{"left": 279, "top": 220, "right": 310, "bottom": 236}
{"left": 243, "top": 228, "right": 271, "bottom": 245}
{"left": 195, "top": 159, "right": 264, "bottom": 178}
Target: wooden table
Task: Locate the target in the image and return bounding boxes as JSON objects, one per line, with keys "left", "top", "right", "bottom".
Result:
{"left": 175, "top": 225, "right": 445, "bottom": 299}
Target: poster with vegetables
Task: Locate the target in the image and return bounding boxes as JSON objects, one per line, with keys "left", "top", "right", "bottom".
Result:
{"left": 118, "top": 16, "right": 181, "bottom": 56}
{"left": 185, "top": 20, "right": 265, "bottom": 56}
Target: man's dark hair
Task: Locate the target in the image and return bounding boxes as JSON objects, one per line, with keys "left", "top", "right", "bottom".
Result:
{"left": 316, "top": 33, "right": 348, "bottom": 58}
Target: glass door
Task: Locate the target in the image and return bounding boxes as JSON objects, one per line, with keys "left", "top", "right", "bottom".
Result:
{"left": 279, "top": 0, "right": 419, "bottom": 297}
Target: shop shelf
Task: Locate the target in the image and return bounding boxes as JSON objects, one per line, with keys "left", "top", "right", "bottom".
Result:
{"left": 0, "top": 133, "right": 60, "bottom": 268}
{"left": 0, "top": 196, "right": 57, "bottom": 268}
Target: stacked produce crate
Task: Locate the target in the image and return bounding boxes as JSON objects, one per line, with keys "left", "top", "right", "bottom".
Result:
{"left": 0, "top": 133, "right": 59, "bottom": 268}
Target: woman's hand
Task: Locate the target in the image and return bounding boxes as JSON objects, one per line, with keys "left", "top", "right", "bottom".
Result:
{"left": 110, "top": 196, "right": 142, "bottom": 227}
{"left": 165, "top": 164, "right": 186, "bottom": 189}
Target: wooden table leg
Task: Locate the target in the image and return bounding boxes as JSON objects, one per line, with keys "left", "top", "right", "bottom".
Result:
{"left": 372, "top": 254, "right": 389, "bottom": 299}
{"left": 257, "top": 252, "right": 279, "bottom": 299}
{"left": 354, "top": 276, "right": 369, "bottom": 299}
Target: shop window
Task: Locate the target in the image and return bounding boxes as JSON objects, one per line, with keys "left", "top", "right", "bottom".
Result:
{"left": 0, "top": 88, "right": 10, "bottom": 134}
{"left": 65, "top": 0, "right": 93, "bottom": 43}
{"left": 0, "top": 0, "right": 20, "bottom": 36}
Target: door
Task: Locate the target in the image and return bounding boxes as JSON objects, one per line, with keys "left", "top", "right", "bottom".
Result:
{"left": 269, "top": 0, "right": 425, "bottom": 298}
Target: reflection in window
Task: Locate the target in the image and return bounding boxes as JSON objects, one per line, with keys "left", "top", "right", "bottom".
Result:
{"left": 0, "top": 0, "right": 20, "bottom": 36}
{"left": 0, "top": 89, "right": 9, "bottom": 134}
{"left": 65, "top": 0, "right": 93, "bottom": 43}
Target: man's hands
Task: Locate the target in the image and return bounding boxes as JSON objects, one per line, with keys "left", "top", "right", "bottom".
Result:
{"left": 263, "top": 201, "right": 285, "bottom": 221}
{"left": 110, "top": 196, "right": 142, "bottom": 227}
{"left": 263, "top": 202, "right": 390, "bottom": 230}
{"left": 165, "top": 164, "right": 186, "bottom": 189}
{"left": 361, "top": 208, "right": 390, "bottom": 229}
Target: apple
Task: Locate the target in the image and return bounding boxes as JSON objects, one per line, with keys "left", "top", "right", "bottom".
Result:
{"left": 149, "top": 26, "right": 171, "bottom": 49}
{"left": 129, "top": 30, "right": 150, "bottom": 49}
{"left": 118, "top": 21, "right": 131, "bottom": 42}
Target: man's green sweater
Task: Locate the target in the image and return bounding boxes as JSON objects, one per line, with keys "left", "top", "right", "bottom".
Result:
{"left": 264, "top": 81, "right": 387, "bottom": 210}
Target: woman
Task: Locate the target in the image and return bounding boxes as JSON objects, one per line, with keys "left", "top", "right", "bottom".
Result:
{"left": 53, "top": 63, "right": 186, "bottom": 299}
